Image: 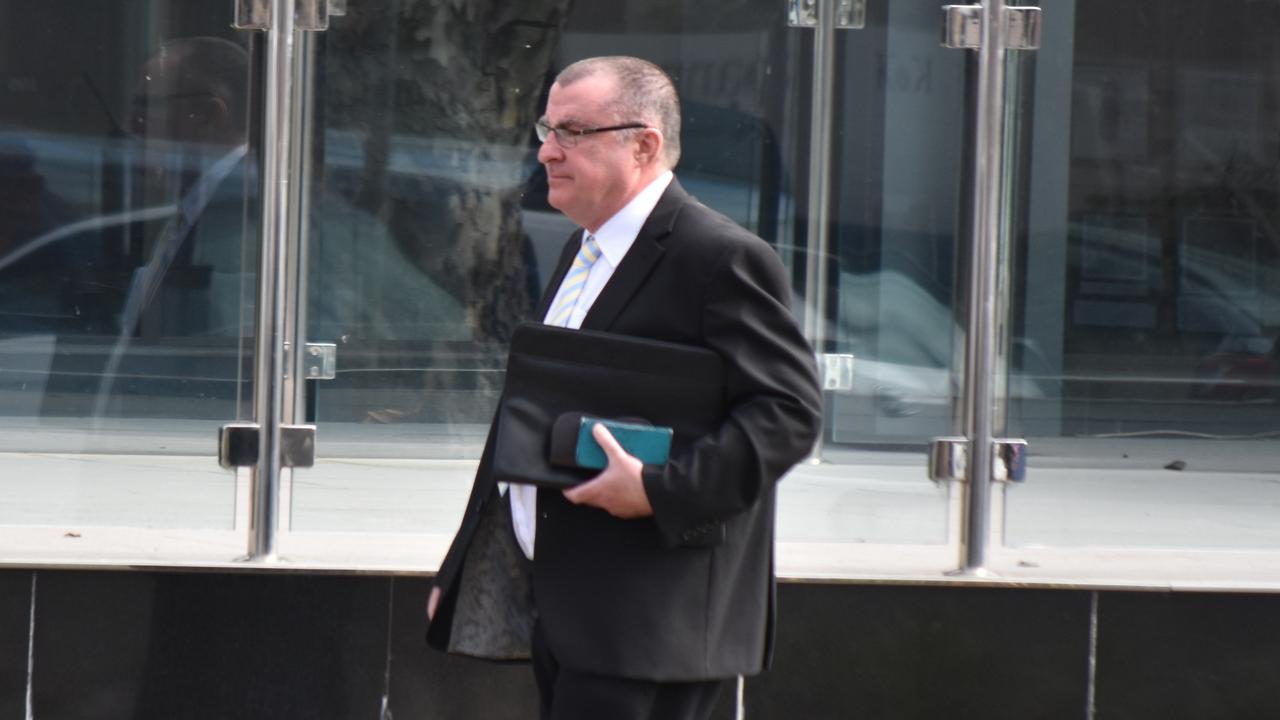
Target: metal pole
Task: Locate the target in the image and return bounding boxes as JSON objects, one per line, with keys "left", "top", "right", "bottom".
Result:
{"left": 284, "top": 31, "right": 316, "bottom": 423}
{"left": 249, "top": 0, "right": 298, "bottom": 561}
{"left": 802, "top": 0, "right": 838, "bottom": 463}
{"left": 959, "top": 0, "right": 1008, "bottom": 574}
{"left": 802, "top": 0, "right": 836, "bottom": 347}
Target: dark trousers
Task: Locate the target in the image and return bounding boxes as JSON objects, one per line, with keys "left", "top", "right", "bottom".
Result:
{"left": 531, "top": 620, "right": 728, "bottom": 720}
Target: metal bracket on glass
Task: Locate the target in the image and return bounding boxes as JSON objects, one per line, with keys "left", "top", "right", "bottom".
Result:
{"left": 928, "top": 437, "right": 968, "bottom": 483}
{"left": 819, "top": 353, "right": 856, "bottom": 392}
{"left": 294, "top": 0, "right": 332, "bottom": 31}
{"left": 218, "top": 423, "right": 316, "bottom": 468}
{"left": 233, "top": 0, "right": 270, "bottom": 30}
{"left": 234, "top": 0, "right": 343, "bottom": 31}
{"left": 303, "top": 342, "right": 337, "bottom": 380}
{"left": 942, "top": 5, "right": 1042, "bottom": 51}
{"left": 219, "top": 423, "right": 261, "bottom": 469}
{"left": 929, "top": 437, "right": 1027, "bottom": 484}
{"left": 283, "top": 342, "right": 338, "bottom": 380}
{"left": 787, "top": 0, "right": 866, "bottom": 29}
{"left": 280, "top": 424, "right": 316, "bottom": 468}
{"left": 991, "top": 438, "right": 1027, "bottom": 483}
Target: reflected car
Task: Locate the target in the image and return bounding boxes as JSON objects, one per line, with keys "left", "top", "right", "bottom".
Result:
{"left": 1191, "top": 334, "right": 1279, "bottom": 401}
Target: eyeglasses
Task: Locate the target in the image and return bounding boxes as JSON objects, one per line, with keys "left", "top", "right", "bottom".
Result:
{"left": 535, "top": 120, "right": 648, "bottom": 148}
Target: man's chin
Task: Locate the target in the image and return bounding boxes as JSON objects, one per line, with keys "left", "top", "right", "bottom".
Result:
{"left": 546, "top": 189, "right": 573, "bottom": 215}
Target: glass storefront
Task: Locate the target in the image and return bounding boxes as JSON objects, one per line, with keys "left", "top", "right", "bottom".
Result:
{"left": 1, "top": 0, "right": 1277, "bottom": 584}
{"left": 997, "top": 0, "right": 1280, "bottom": 569}
{"left": 0, "top": 3, "right": 256, "bottom": 561}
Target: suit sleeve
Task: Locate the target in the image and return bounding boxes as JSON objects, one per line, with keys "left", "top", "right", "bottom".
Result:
{"left": 642, "top": 234, "right": 822, "bottom": 547}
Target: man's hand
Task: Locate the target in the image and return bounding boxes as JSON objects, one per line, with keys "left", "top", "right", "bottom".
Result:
{"left": 563, "top": 422, "right": 653, "bottom": 518}
{"left": 426, "top": 586, "right": 441, "bottom": 621}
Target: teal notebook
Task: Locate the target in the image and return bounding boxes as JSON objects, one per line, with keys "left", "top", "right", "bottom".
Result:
{"left": 575, "top": 417, "right": 673, "bottom": 469}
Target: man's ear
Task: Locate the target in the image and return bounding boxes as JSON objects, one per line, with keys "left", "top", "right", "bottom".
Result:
{"left": 209, "top": 96, "right": 233, "bottom": 132}
{"left": 193, "top": 96, "right": 234, "bottom": 143}
{"left": 634, "top": 128, "right": 664, "bottom": 167}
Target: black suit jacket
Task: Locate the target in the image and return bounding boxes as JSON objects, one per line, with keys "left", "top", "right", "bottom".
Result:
{"left": 427, "top": 179, "right": 822, "bottom": 682}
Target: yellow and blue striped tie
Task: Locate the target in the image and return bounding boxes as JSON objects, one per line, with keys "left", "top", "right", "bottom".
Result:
{"left": 547, "top": 234, "right": 601, "bottom": 327}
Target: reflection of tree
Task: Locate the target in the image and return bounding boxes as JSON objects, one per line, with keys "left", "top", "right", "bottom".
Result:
{"left": 324, "top": 0, "right": 574, "bottom": 343}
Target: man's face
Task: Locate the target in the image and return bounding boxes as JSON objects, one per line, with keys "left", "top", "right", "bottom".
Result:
{"left": 537, "top": 74, "right": 645, "bottom": 232}
{"left": 130, "top": 51, "right": 240, "bottom": 199}
{"left": 132, "top": 55, "right": 235, "bottom": 147}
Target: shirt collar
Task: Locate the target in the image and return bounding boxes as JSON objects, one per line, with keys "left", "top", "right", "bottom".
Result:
{"left": 589, "top": 171, "right": 674, "bottom": 268}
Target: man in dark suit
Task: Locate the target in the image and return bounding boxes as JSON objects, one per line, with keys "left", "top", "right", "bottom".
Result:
{"left": 427, "top": 56, "right": 822, "bottom": 720}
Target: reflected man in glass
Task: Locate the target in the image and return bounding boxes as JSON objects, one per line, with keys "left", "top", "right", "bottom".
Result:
{"left": 126, "top": 36, "right": 254, "bottom": 340}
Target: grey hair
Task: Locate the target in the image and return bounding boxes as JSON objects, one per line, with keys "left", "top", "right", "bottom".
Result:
{"left": 555, "top": 56, "right": 681, "bottom": 169}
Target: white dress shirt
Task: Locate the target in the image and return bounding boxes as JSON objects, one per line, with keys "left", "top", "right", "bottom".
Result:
{"left": 510, "top": 170, "right": 674, "bottom": 560}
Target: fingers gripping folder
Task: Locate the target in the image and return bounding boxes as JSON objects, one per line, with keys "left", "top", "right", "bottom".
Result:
{"left": 492, "top": 323, "right": 726, "bottom": 489}
{"left": 549, "top": 415, "right": 674, "bottom": 470}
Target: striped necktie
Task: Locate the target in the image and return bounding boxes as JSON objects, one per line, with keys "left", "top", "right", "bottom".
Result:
{"left": 547, "top": 234, "right": 602, "bottom": 327}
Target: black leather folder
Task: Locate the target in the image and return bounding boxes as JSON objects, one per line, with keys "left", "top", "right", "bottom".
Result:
{"left": 492, "top": 322, "right": 726, "bottom": 488}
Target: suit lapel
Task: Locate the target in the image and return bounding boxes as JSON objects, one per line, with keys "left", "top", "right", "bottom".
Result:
{"left": 581, "top": 180, "right": 689, "bottom": 332}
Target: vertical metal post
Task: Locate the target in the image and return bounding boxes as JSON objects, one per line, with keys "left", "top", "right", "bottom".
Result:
{"left": 802, "top": 0, "right": 836, "bottom": 348}
{"left": 958, "top": 0, "right": 1008, "bottom": 574}
{"left": 284, "top": 32, "right": 317, "bottom": 423}
{"left": 801, "top": 0, "right": 838, "bottom": 462}
{"left": 249, "top": 0, "right": 298, "bottom": 561}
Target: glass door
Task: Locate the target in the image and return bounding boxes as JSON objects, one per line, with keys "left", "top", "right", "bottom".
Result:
{"left": 276, "top": 0, "right": 514, "bottom": 567}
{"left": 0, "top": 1, "right": 260, "bottom": 564}
{"left": 778, "top": 0, "right": 973, "bottom": 577}
{"left": 989, "top": 0, "right": 1280, "bottom": 586}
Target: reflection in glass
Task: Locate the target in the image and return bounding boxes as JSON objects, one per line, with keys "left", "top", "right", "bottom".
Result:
{"left": 1007, "top": 0, "right": 1280, "bottom": 550}
{"left": 0, "top": 3, "right": 255, "bottom": 532}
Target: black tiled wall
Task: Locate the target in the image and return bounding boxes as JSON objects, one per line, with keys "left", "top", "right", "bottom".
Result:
{"left": 3, "top": 570, "right": 1280, "bottom": 719}
{"left": 30, "top": 572, "right": 389, "bottom": 720}
{"left": 748, "top": 583, "right": 1092, "bottom": 720}
{"left": 0, "top": 571, "right": 32, "bottom": 720}
{"left": 1094, "top": 592, "right": 1280, "bottom": 720}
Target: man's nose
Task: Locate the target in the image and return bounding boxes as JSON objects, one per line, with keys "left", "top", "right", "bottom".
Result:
{"left": 537, "top": 133, "right": 562, "bottom": 163}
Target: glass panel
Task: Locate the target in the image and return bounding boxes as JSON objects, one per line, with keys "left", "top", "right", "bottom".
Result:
{"left": 284, "top": 0, "right": 968, "bottom": 571}
{"left": 789, "top": 0, "right": 967, "bottom": 553}
{"left": 1004, "top": 0, "right": 1280, "bottom": 550}
{"left": 0, "top": 2, "right": 256, "bottom": 549}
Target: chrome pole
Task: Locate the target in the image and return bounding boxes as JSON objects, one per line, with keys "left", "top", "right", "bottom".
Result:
{"left": 284, "top": 32, "right": 317, "bottom": 423}
{"left": 959, "top": 0, "right": 1008, "bottom": 574}
{"left": 802, "top": 0, "right": 836, "bottom": 347}
{"left": 249, "top": 0, "right": 298, "bottom": 561}
{"left": 802, "top": 0, "right": 838, "bottom": 462}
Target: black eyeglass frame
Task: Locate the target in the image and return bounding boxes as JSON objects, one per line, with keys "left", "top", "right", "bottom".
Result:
{"left": 534, "top": 120, "right": 649, "bottom": 147}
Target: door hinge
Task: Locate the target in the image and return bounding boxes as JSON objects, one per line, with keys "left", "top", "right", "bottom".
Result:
{"left": 219, "top": 423, "right": 260, "bottom": 469}
{"left": 234, "top": 0, "right": 346, "bottom": 31}
{"left": 280, "top": 424, "right": 317, "bottom": 467}
{"left": 928, "top": 436, "right": 968, "bottom": 483}
{"left": 928, "top": 437, "right": 1029, "bottom": 483}
{"left": 788, "top": 0, "right": 866, "bottom": 30}
{"left": 218, "top": 423, "right": 317, "bottom": 468}
{"left": 942, "top": 5, "right": 1042, "bottom": 51}
{"left": 992, "top": 438, "right": 1027, "bottom": 483}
